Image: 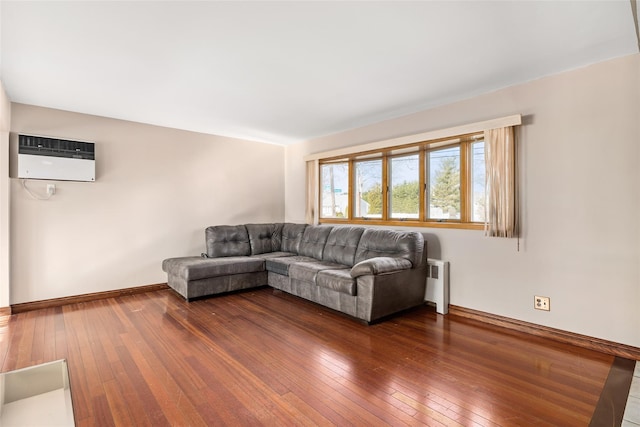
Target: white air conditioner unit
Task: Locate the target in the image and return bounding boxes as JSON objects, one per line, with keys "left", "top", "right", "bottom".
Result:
{"left": 18, "top": 134, "right": 95, "bottom": 182}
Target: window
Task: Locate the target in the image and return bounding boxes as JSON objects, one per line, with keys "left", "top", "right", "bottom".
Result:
{"left": 318, "top": 132, "right": 486, "bottom": 229}
{"left": 471, "top": 141, "right": 486, "bottom": 222}
{"left": 427, "top": 146, "right": 460, "bottom": 220}
{"left": 353, "top": 158, "right": 383, "bottom": 218}
{"left": 389, "top": 154, "right": 420, "bottom": 219}
{"left": 320, "top": 161, "right": 349, "bottom": 219}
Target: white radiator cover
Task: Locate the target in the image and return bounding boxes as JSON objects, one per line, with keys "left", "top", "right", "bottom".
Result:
{"left": 425, "top": 258, "right": 449, "bottom": 315}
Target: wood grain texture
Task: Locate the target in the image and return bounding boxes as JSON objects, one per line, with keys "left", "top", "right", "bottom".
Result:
{"left": 0, "top": 288, "right": 618, "bottom": 425}
{"left": 589, "top": 356, "right": 636, "bottom": 427}
{"left": 10, "top": 283, "right": 169, "bottom": 314}
{"left": 449, "top": 304, "right": 640, "bottom": 360}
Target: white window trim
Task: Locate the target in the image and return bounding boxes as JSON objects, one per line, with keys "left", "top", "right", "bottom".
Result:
{"left": 303, "top": 115, "right": 522, "bottom": 162}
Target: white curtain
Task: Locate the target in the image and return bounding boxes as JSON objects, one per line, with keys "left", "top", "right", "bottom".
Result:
{"left": 484, "top": 127, "right": 518, "bottom": 238}
{"left": 305, "top": 160, "right": 318, "bottom": 225}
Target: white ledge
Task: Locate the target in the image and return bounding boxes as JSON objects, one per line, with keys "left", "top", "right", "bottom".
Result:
{"left": 303, "top": 114, "right": 522, "bottom": 161}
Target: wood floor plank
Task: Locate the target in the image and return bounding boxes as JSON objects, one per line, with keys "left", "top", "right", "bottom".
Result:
{"left": 393, "top": 390, "right": 464, "bottom": 427}
{"left": 0, "top": 314, "right": 10, "bottom": 370}
{"left": 221, "top": 315, "right": 411, "bottom": 425}
{"left": 11, "top": 310, "right": 36, "bottom": 369}
{"left": 0, "top": 287, "right": 623, "bottom": 426}
{"left": 102, "top": 379, "right": 139, "bottom": 426}
{"left": 85, "top": 394, "right": 116, "bottom": 427}
{"left": 117, "top": 332, "right": 209, "bottom": 427}
{"left": 363, "top": 308, "right": 609, "bottom": 426}
{"left": 30, "top": 307, "right": 47, "bottom": 363}
{"left": 280, "top": 391, "right": 338, "bottom": 426}
{"left": 125, "top": 293, "right": 271, "bottom": 425}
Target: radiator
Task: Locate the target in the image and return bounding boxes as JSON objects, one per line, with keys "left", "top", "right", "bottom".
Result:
{"left": 424, "top": 259, "right": 449, "bottom": 315}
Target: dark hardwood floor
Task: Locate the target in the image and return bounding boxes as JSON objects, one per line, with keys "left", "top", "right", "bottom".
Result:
{"left": 0, "top": 287, "right": 617, "bottom": 426}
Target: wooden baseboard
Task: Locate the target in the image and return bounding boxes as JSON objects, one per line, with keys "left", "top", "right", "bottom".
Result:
{"left": 0, "top": 306, "right": 11, "bottom": 316}
{"left": 10, "top": 283, "right": 169, "bottom": 314}
{"left": 449, "top": 305, "right": 640, "bottom": 360}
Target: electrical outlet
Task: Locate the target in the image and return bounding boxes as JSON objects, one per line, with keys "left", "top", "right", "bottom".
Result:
{"left": 534, "top": 296, "right": 550, "bottom": 311}
{"left": 46, "top": 184, "right": 56, "bottom": 196}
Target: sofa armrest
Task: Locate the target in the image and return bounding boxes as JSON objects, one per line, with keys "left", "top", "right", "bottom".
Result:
{"left": 350, "top": 257, "right": 413, "bottom": 278}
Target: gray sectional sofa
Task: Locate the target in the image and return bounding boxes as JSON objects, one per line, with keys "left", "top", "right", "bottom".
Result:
{"left": 162, "top": 223, "right": 427, "bottom": 323}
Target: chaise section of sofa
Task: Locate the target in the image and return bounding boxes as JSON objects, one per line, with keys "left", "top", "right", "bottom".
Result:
{"left": 162, "top": 255, "right": 266, "bottom": 301}
{"left": 162, "top": 222, "right": 427, "bottom": 322}
{"left": 163, "top": 223, "right": 306, "bottom": 300}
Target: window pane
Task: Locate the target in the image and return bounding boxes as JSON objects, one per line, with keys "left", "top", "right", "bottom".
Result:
{"left": 389, "top": 154, "right": 419, "bottom": 219}
{"left": 471, "top": 141, "right": 486, "bottom": 222}
{"left": 353, "top": 159, "right": 382, "bottom": 218}
{"left": 428, "top": 146, "right": 461, "bottom": 220}
{"left": 320, "top": 162, "right": 349, "bottom": 218}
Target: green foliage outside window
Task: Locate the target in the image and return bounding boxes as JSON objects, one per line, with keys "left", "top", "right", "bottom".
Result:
{"left": 430, "top": 157, "right": 460, "bottom": 216}
{"left": 361, "top": 181, "right": 421, "bottom": 216}
{"left": 361, "top": 182, "right": 382, "bottom": 215}
{"left": 391, "top": 181, "right": 420, "bottom": 215}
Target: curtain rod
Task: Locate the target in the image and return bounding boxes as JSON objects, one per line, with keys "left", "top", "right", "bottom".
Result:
{"left": 303, "top": 114, "right": 522, "bottom": 161}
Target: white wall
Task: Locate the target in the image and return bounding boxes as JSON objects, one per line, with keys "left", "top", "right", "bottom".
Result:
{"left": 10, "top": 104, "right": 284, "bottom": 304}
{"left": 0, "top": 81, "right": 11, "bottom": 309}
{"left": 285, "top": 54, "right": 640, "bottom": 348}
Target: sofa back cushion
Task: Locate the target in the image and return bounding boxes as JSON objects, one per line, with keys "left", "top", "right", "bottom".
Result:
{"left": 206, "top": 225, "right": 251, "bottom": 257}
{"left": 298, "top": 225, "right": 333, "bottom": 259}
{"left": 354, "top": 229, "right": 424, "bottom": 267}
{"left": 322, "top": 226, "right": 365, "bottom": 267}
{"left": 281, "top": 223, "right": 307, "bottom": 253}
{"left": 246, "top": 223, "right": 283, "bottom": 255}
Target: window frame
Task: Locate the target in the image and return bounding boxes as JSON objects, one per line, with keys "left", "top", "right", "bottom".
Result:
{"left": 425, "top": 143, "right": 462, "bottom": 223}
{"left": 470, "top": 139, "right": 487, "bottom": 223}
{"left": 319, "top": 160, "right": 350, "bottom": 220}
{"left": 388, "top": 151, "right": 421, "bottom": 221}
{"left": 352, "top": 156, "right": 384, "bottom": 220}
{"left": 317, "top": 132, "right": 485, "bottom": 230}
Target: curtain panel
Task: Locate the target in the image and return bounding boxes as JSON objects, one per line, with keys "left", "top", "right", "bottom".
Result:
{"left": 484, "top": 127, "right": 518, "bottom": 238}
{"left": 305, "top": 160, "right": 318, "bottom": 225}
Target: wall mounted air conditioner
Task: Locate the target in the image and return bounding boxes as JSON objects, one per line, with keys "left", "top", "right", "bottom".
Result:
{"left": 18, "top": 134, "right": 95, "bottom": 182}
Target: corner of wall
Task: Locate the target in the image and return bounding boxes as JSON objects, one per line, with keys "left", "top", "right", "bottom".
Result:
{"left": 0, "top": 81, "right": 11, "bottom": 308}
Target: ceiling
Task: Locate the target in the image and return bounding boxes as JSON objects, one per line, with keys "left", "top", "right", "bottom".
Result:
{"left": 1, "top": 1, "right": 638, "bottom": 146}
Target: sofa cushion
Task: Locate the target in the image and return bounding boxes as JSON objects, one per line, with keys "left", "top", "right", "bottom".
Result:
{"left": 246, "top": 223, "right": 283, "bottom": 255}
{"left": 354, "top": 229, "right": 424, "bottom": 267}
{"left": 163, "top": 256, "right": 264, "bottom": 281}
{"left": 265, "top": 255, "right": 317, "bottom": 276}
{"left": 322, "top": 226, "right": 365, "bottom": 267}
{"left": 252, "top": 251, "right": 296, "bottom": 259}
{"left": 281, "top": 223, "right": 307, "bottom": 253}
{"left": 206, "top": 225, "right": 251, "bottom": 257}
{"left": 298, "top": 225, "right": 333, "bottom": 259}
{"left": 316, "top": 269, "right": 356, "bottom": 296}
{"left": 289, "top": 261, "right": 347, "bottom": 283}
